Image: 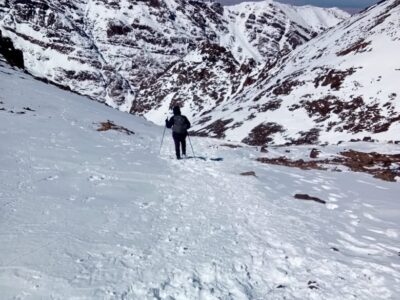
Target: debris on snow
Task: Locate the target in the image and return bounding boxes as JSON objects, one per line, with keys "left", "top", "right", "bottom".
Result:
{"left": 96, "top": 120, "right": 135, "bottom": 135}
{"left": 258, "top": 149, "right": 400, "bottom": 182}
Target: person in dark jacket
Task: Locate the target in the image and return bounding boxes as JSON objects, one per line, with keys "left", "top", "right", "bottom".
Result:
{"left": 166, "top": 106, "right": 191, "bottom": 159}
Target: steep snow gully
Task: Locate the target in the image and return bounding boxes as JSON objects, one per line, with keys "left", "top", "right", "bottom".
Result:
{"left": 0, "top": 63, "right": 399, "bottom": 298}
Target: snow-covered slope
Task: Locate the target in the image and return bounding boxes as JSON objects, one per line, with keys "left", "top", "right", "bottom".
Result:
{"left": 0, "top": 0, "right": 348, "bottom": 111}
{"left": 175, "top": 0, "right": 400, "bottom": 145}
{"left": 222, "top": 1, "right": 349, "bottom": 62}
{"left": 1, "top": 54, "right": 400, "bottom": 299}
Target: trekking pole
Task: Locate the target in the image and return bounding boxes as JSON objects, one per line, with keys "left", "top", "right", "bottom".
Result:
{"left": 159, "top": 126, "right": 166, "bottom": 155}
{"left": 187, "top": 132, "right": 195, "bottom": 158}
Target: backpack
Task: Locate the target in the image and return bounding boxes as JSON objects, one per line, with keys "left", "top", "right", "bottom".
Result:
{"left": 172, "top": 115, "right": 187, "bottom": 134}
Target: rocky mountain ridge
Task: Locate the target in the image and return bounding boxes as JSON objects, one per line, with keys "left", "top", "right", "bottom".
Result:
{"left": 5, "top": 1, "right": 396, "bottom": 146}
{"left": 141, "top": 0, "right": 400, "bottom": 146}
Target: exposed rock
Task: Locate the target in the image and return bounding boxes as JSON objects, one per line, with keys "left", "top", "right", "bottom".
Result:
{"left": 340, "top": 150, "right": 400, "bottom": 181}
{"left": 294, "top": 194, "right": 326, "bottom": 204}
{"left": 257, "top": 156, "right": 325, "bottom": 171}
{"left": 258, "top": 150, "right": 400, "bottom": 182}
{"left": 313, "top": 68, "right": 356, "bottom": 90}
{"left": 336, "top": 39, "right": 371, "bottom": 56}
{"left": 240, "top": 171, "right": 257, "bottom": 177}
{"left": 194, "top": 118, "right": 234, "bottom": 138}
{"left": 299, "top": 96, "right": 398, "bottom": 134}
{"left": 271, "top": 78, "right": 304, "bottom": 96}
{"left": 291, "top": 128, "right": 320, "bottom": 145}
{"left": 310, "top": 148, "right": 321, "bottom": 159}
{"left": 242, "top": 122, "right": 285, "bottom": 146}
{"left": 0, "top": 30, "right": 24, "bottom": 68}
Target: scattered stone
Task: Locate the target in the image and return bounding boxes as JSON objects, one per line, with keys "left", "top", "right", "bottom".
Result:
{"left": 240, "top": 171, "right": 257, "bottom": 177}
{"left": 294, "top": 194, "right": 326, "bottom": 204}
{"left": 23, "top": 107, "right": 35, "bottom": 111}
{"left": 97, "top": 120, "right": 135, "bottom": 135}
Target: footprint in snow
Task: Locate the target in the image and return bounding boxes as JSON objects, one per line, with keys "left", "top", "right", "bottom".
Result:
{"left": 139, "top": 202, "right": 153, "bottom": 209}
{"left": 45, "top": 175, "right": 59, "bottom": 181}
{"left": 84, "top": 196, "right": 96, "bottom": 203}
{"left": 88, "top": 175, "right": 105, "bottom": 182}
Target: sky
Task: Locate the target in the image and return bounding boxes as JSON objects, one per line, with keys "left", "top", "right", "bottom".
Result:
{"left": 217, "top": 0, "right": 380, "bottom": 13}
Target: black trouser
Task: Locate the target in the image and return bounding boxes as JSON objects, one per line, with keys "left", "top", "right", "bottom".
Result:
{"left": 172, "top": 132, "right": 187, "bottom": 159}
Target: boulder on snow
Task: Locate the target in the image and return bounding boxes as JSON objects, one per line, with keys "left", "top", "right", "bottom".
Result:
{"left": 240, "top": 171, "right": 257, "bottom": 177}
{"left": 310, "top": 148, "right": 321, "bottom": 159}
{"left": 294, "top": 194, "right": 326, "bottom": 204}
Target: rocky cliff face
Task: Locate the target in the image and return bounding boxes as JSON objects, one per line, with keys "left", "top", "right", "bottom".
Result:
{"left": 0, "top": 0, "right": 348, "bottom": 113}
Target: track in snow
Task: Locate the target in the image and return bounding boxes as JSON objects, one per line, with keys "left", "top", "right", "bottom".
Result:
{"left": 0, "top": 63, "right": 399, "bottom": 299}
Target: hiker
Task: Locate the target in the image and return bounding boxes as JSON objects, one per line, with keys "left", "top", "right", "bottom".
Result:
{"left": 166, "top": 106, "right": 191, "bottom": 159}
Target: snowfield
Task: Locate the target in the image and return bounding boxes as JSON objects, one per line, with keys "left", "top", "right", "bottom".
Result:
{"left": 1, "top": 62, "right": 399, "bottom": 299}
